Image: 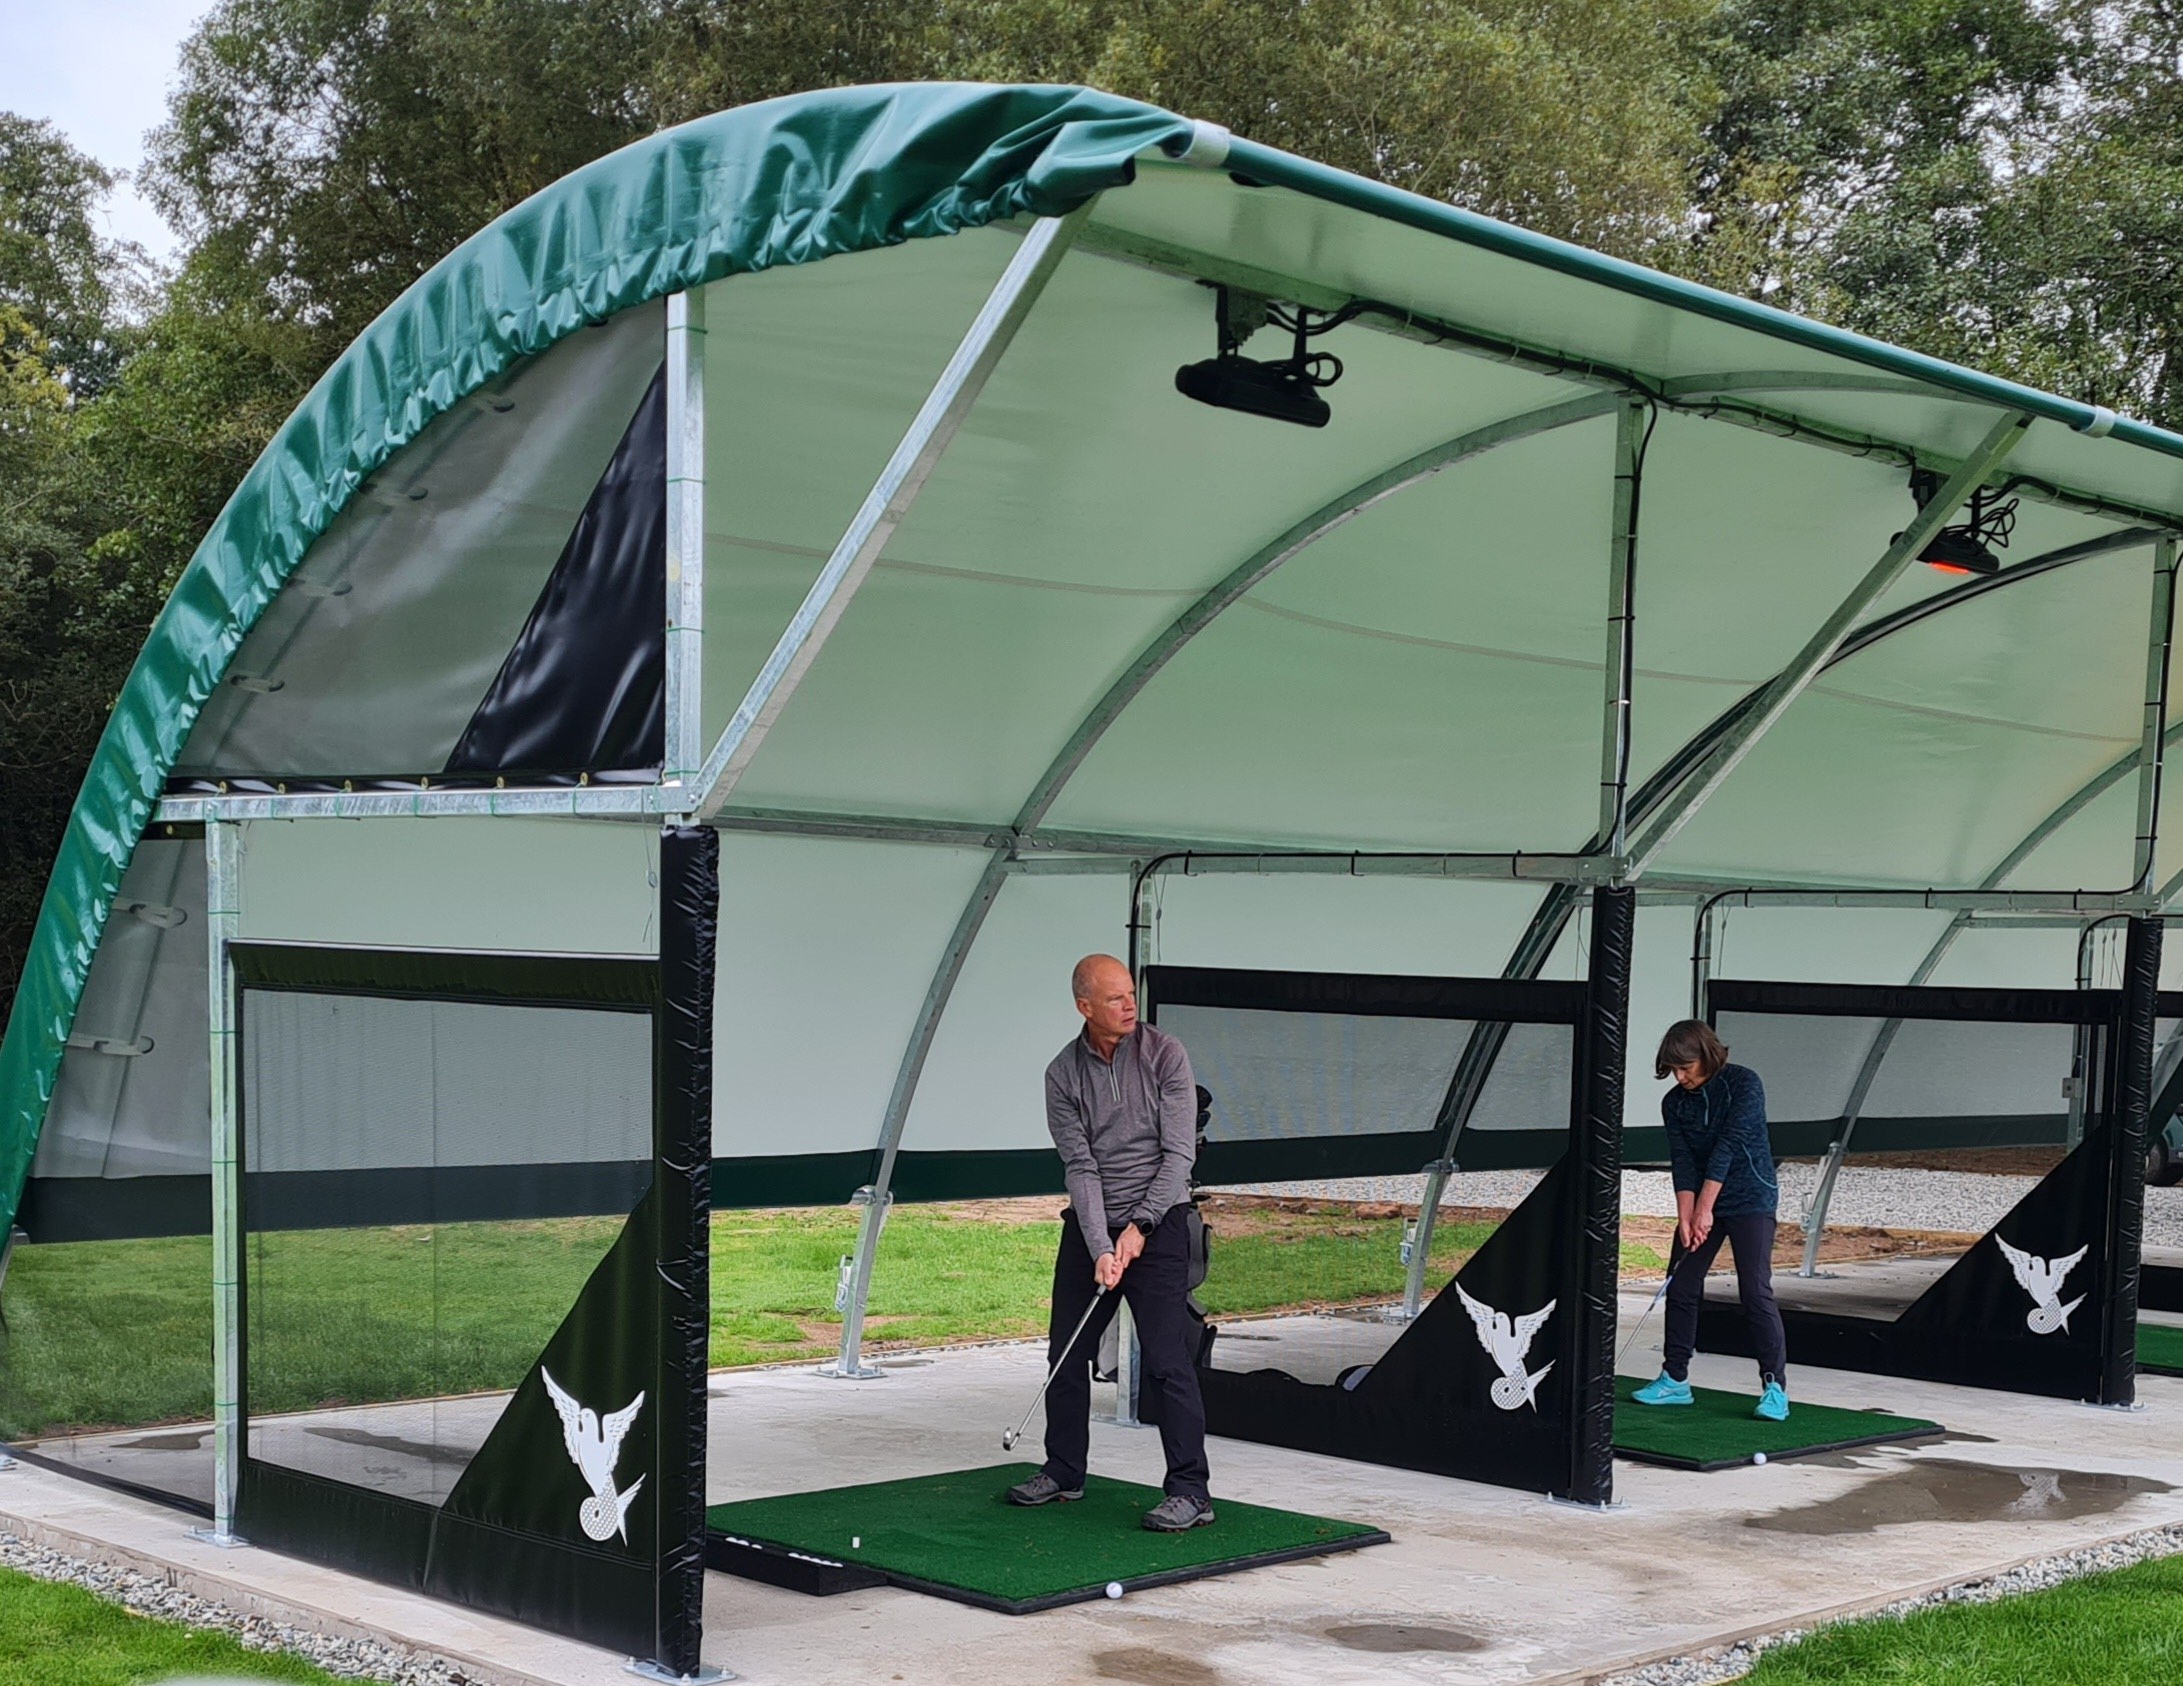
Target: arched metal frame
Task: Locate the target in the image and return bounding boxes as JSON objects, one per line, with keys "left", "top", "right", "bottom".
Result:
{"left": 139, "top": 216, "right": 2179, "bottom": 1383}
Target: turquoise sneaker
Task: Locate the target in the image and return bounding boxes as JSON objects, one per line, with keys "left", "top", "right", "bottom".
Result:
{"left": 1632, "top": 1372, "right": 1692, "bottom": 1407}
{"left": 1755, "top": 1379, "right": 1790, "bottom": 1422}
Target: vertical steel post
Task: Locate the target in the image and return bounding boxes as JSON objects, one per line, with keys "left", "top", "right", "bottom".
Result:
{"left": 664, "top": 291, "right": 707, "bottom": 795}
{"left": 202, "top": 818, "right": 244, "bottom": 1545}
{"left": 2103, "top": 917, "right": 2161, "bottom": 1406}
{"left": 1598, "top": 401, "right": 1645, "bottom": 858}
{"left": 2133, "top": 534, "right": 2178, "bottom": 893}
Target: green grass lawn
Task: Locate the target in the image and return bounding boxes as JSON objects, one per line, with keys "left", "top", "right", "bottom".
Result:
{"left": 0, "top": 1566, "right": 376, "bottom": 1686}
{"left": 1742, "top": 1551, "right": 2183, "bottom": 1684}
{"left": 0, "top": 1203, "right": 1665, "bottom": 1437}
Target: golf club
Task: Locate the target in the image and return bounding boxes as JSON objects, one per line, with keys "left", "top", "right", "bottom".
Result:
{"left": 1615, "top": 1238, "right": 1685, "bottom": 1373}
{"left": 1001, "top": 1283, "right": 1109, "bottom": 1451}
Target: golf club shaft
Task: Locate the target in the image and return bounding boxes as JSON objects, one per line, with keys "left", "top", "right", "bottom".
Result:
{"left": 1006, "top": 1283, "right": 1108, "bottom": 1447}
{"left": 1615, "top": 1236, "right": 1686, "bottom": 1371}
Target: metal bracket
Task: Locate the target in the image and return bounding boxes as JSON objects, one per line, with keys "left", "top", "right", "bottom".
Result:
{"left": 186, "top": 1526, "right": 248, "bottom": 1549}
{"left": 627, "top": 1660, "right": 736, "bottom": 1684}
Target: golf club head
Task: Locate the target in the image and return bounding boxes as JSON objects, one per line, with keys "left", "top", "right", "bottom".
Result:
{"left": 1001, "top": 1428, "right": 1018, "bottom": 1450}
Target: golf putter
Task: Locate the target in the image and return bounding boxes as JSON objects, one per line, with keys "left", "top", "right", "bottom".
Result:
{"left": 1001, "top": 1284, "right": 1109, "bottom": 1451}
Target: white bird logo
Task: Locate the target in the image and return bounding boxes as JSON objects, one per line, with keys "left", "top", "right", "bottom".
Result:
{"left": 541, "top": 1368, "right": 646, "bottom": 1543}
{"left": 1455, "top": 1284, "right": 1557, "bottom": 1411}
{"left": 1995, "top": 1238, "right": 2089, "bottom": 1336}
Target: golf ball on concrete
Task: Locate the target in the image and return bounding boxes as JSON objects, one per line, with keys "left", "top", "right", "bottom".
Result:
{"left": 1106, "top": 1581, "right": 1123, "bottom": 1600}
{"left": 1752, "top": 1452, "right": 1768, "bottom": 1466}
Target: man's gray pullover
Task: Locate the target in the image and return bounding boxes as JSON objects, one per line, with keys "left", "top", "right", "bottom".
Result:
{"left": 1044, "top": 1023, "right": 1197, "bottom": 1260}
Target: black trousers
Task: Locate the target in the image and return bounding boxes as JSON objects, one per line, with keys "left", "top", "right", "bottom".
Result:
{"left": 1042, "top": 1207, "right": 1210, "bottom": 1501}
{"left": 1661, "top": 1211, "right": 1788, "bottom": 1384}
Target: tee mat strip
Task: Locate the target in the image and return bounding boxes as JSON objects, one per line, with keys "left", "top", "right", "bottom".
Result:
{"left": 1613, "top": 1377, "right": 1942, "bottom": 1472}
{"left": 2137, "top": 1321, "right": 2183, "bottom": 1377}
{"left": 703, "top": 1462, "right": 1387, "bottom": 1614}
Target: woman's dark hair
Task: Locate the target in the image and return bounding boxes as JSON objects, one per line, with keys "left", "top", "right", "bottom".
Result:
{"left": 1655, "top": 1020, "right": 1729, "bottom": 1082}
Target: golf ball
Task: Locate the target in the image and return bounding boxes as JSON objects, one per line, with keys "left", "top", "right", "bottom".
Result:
{"left": 1752, "top": 1452, "right": 1768, "bottom": 1466}
{"left": 1106, "top": 1581, "right": 1123, "bottom": 1600}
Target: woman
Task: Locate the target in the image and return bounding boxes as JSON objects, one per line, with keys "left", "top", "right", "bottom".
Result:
{"left": 1632, "top": 1020, "right": 1790, "bottom": 1421}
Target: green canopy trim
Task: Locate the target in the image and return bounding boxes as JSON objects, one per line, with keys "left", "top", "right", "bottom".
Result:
{"left": 0, "top": 81, "right": 1196, "bottom": 1236}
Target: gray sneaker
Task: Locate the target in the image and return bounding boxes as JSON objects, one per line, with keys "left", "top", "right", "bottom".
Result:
{"left": 1141, "top": 1493, "right": 1215, "bottom": 1532}
{"left": 1006, "top": 1470, "right": 1083, "bottom": 1506}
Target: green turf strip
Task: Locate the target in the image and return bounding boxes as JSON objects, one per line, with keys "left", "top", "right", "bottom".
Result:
{"left": 1613, "top": 1377, "right": 1941, "bottom": 1470}
{"left": 705, "top": 1463, "right": 1385, "bottom": 1611}
{"left": 2138, "top": 1320, "right": 2183, "bottom": 1375}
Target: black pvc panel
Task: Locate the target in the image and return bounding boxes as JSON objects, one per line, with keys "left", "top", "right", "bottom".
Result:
{"left": 231, "top": 941, "right": 656, "bottom": 1007}
{"left": 1711, "top": 978, "right": 2120, "bottom": 1024}
{"left": 1696, "top": 962, "right": 2158, "bottom": 1402}
{"left": 1147, "top": 965, "right": 1588, "bottom": 1022}
{"left": 1201, "top": 1158, "right": 1584, "bottom": 1493}
{"left": 444, "top": 362, "right": 666, "bottom": 778}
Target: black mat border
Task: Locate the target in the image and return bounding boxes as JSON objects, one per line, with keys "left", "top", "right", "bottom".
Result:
{"left": 1612, "top": 1422, "right": 1943, "bottom": 1473}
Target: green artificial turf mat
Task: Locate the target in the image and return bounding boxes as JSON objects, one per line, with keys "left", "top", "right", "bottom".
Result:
{"left": 705, "top": 1463, "right": 1386, "bottom": 1612}
{"left": 2137, "top": 1320, "right": 2183, "bottom": 1375}
{"left": 1613, "top": 1377, "right": 1942, "bottom": 1470}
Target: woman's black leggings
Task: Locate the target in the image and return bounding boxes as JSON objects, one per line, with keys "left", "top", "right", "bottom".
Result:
{"left": 1661, "top": 1212, "right": 1787, "bottom": 1384}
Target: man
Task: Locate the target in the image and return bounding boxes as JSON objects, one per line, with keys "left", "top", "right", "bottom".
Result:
{"left": 1006, "top": 953, "right": 1213, "bottom": 1531}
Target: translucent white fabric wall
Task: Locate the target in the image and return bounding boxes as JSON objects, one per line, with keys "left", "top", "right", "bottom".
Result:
{"left": 235, "top": 817, "right": 659, "bottom": 954}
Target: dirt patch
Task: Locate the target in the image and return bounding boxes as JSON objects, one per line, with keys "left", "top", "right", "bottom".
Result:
{"left": 1613, "top": 1211, "right": 1981, "bottom": 1271}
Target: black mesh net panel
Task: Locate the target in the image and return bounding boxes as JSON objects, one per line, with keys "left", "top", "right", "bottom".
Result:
{"left": 241, "top": 986, "right": 652, "bottom": 1505}
{"left": 1713, "top": 1009, "right": 2077, "bottom": 1156}
{"left": 0, "top": 1223, "right": 216, "bottom": 1513}
{"left": 1142, "top": 959, "right": 1611, "bottom": 1497}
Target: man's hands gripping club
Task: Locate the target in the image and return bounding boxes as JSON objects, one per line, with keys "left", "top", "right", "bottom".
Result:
{"left": 1095, "top": 1220, "right": 1148, "bottom": 1289}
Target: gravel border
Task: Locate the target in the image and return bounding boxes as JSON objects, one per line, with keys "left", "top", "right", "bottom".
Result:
{"left": 1595, "top": 1520, "right": 2183, "bottom": 1685}
{"left": 0, "top": 1528, "right": 475, "bottom": 1685}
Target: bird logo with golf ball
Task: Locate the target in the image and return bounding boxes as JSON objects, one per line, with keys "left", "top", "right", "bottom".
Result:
{"left": 1455, "top": 1285, "right": 1555, "bottom": 1411}
{"left": 542, "top": 1368, "right": 646, "bottom": 1544}
{"left": 1996, "top": 1237, "right": 2089, "bottom": 1336}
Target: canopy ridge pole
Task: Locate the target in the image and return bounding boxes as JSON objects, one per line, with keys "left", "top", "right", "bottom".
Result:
{"left": 1624, "top": 411, "right": 2034, "bottom": 877}
{"left": 2133, "top": 535, "right": 2178, "bottom": 893}
{"left": 1599, "top": 400, "right": 1647, "bottom": 859}
{"left": 663, "top": 291, "right": 707, "bottom": 792}
{"left": 692, "top": 207, "right": 1089, "bottom": 821}
{"left": 1013, "top": 393, "right": 1627, "bottom": 829}
{"left": 197, "top": 819, "right": 246, "bottom": 1549}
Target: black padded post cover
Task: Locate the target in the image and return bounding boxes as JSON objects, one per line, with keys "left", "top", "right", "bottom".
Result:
{"left": 652, "top": 824, "right": 718, "bottom": 1675}
{"left": 1567, "top": 885, "right": 1632, "bottom": 1504}
{"left": 2101, "top": 917, "right": 2160, "bottom": 1404}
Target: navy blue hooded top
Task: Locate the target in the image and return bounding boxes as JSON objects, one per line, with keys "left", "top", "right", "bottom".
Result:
{"left": 1661, "top": 1062, "right": 1778, "bottom": 1220}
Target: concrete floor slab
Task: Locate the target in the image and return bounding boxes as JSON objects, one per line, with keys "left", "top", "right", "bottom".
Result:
{"left": 10, "top": 1299, "right": 2183, "bottom": 1685}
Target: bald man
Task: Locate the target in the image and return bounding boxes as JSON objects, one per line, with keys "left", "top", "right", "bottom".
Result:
{"left": 1006, "top": 954, "right": 1212, "bottom": 1531}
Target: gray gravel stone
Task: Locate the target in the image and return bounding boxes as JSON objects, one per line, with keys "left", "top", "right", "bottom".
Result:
{"left": 1217, "top": 1168, "right": 2183, "bottom": 1248}
{"left": 1594, "top": 1520, "right": 2183, "bottom": 1685}
{"left": 0, "top": 1529, "right": 471, "bottom": 1684}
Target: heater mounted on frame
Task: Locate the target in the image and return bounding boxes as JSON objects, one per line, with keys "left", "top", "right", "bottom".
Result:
{"left": 1174, "top": 285, "right": 1354, "bottom": 429}
{"left": 1906, "top": 465, "right": 2019, "bottom": 577}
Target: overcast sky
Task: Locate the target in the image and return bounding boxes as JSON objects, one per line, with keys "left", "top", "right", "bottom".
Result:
{"left": 0, "top": 0, "right": 218, "bottom": 267}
